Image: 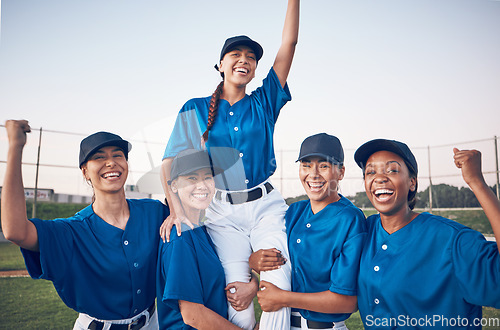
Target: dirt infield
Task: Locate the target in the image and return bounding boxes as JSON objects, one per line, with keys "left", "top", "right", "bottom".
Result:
{"left": 0, "top": 270, "right": 29, "bottom": 277}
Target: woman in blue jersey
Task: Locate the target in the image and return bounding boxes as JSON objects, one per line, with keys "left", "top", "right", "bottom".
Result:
{"left": 2, "top": 119, "right": 169, "bottom": 330}
{"left": 157, "top": 149, "right": 258, "bottom": 329}
{"left": 249, "top": 133, "right": 367, "bottom": 330}
{"left": 160, "top": 1, "right": 299, "bottom": 329}
{"left": 354, "top": 139, "right": 500, "bottom": 329}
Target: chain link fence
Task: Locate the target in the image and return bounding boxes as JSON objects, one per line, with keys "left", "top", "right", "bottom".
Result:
{"left": 1, "top": 125, "right": 499, "bottom": 210}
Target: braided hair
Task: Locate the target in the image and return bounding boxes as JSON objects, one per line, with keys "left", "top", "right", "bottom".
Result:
{"left": 201, "top": 81, "right": 224, "bottom": 145}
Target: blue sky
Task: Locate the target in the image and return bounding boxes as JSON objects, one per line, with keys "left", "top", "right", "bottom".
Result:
{"left": 1, "top": 0, "right": 500, "bottom": 198}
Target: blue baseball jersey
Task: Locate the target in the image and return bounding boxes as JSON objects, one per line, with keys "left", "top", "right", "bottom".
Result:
{"left": 286, "top": 196, "right": 367, "bottom": 323}
{"left": 163, "top": 68, "right": 291, "bottom": 191}
{"left": 21, "top": 199, "right": 169, "bottom": 320}
{"left": 157, "top": 224, "right": 228, "bottom": 329}
{"left": 358, "top": 212, "right": 500, "bottom": 329}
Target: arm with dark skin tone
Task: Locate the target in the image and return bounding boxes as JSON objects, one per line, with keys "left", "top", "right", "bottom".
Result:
{"left": 250, "top": 248, "right": 357, "bottom": 314}
{"left": 453, "top": 148, "right": 500, "bottom": 253}
{"left": 249, "top": 248, "right": 287, "bottom": 273}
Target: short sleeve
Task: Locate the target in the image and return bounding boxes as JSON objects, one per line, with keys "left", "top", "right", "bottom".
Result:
{"left": 330, "top": 209, "right": 367, "bottom": 296}
{"left": 163, "top": 106, "right": 206, "bottom": 160}
{"left": 452, "top": 229, "right": 500, "bottom": 308}
{"left": 330, "top": 232, "right": 367, "bottom": 296}
{"left": 251, "top": 68, "right": 292, "bottom": 123}
{"left": 160, "top": 233, "right": 204, "bottom": 311}
{"left": 21, "top": 218, "right": 74, "bottom": 281}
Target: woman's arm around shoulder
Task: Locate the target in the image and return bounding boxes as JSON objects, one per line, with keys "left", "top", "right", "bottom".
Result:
{"left": 179, "top": 300, "right": 241, "bottom": 330}
{"left": 1, "top": 120, "right": 39, "bottom": 251}
{"left": 159, "top": 157, "right": 194, "bottom": 242}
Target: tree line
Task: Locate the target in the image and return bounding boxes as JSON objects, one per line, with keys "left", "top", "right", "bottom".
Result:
{"left": 286, "top": 184, "right": 497, "bottom": 209}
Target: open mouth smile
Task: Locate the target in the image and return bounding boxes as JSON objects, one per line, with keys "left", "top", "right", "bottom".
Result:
{"left": 192, "top": 193, "right": 209, "bottom": 201}
{"left": 102, "top": 171, "right": 121, "bottom": 179}
{"left": 307, "top": 182, "right": 325, "bottom": 192}
{"left": 234, "top": 67, "right": 249, "bottom": 74}
{"left": 373, "top": 188, "right": 394, "bottom": 201}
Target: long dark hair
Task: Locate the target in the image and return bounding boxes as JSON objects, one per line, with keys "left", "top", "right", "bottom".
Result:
{"left": 201, "top": 81, "right": 224, "bottom": 144}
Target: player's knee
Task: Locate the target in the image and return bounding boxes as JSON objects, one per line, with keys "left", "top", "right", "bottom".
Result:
{"left": 229, "top": 304, "right": 256, "bottom": 330}
{"left": 260, "top": 265, "right": 292, "bottom": 291}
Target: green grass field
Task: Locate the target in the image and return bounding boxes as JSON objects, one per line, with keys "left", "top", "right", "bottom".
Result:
{"left": 0, "top": 208, "right": 498, "bottom": 329}
{"left": 0, "top": 241, "right": 364, "bottom": 329}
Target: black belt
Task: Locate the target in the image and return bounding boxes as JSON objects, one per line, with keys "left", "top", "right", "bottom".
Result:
{"left": 291, "top": 314, "right": 334, "bottom": 329}
{"left": 215, "top": 182, "right": 273, "bottom": 204}
{"left": 88, "top": 303, "right": 155, "bottom": 330}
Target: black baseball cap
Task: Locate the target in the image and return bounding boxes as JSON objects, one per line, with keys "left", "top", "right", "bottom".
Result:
{"left": 296, "top": 133, "right": 344, "bottom": 164}
{"left": 79, "top": 132, "right": 131, "bottom": 168}
{"left": 354, "top": 139, "right": 418, "bottom": 175}
{"left": 169, "top": 149, "right": 221, "bottom": 184}
{"left": 219, "top": 35, "right": 263, "bottom": 62}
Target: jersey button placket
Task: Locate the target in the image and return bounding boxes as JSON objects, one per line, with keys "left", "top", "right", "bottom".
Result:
{"left": 373, "top": 245, "right": 384, "bottom": 308}
{"left": 123, "top": 237, "right": 140, "bottom": 314}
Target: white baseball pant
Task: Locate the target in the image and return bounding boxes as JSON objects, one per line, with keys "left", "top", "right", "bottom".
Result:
{"left": 206, "top": 181, "right": 292, "bottom": 330}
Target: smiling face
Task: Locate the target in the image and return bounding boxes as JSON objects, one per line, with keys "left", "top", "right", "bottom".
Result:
{"left": 218, "top": 45, "right": 257, "bottom": 87}
{"left": 363, "top": 150, "right": 417, "bottom": 216}
{"left": 299, "top": 156, "right": 345, "bottom": 213}
{"left": 81, "top": 146, "right": 128, "bottom": 195}
{"left": 171, "top": 168, "right": 215, "bottom": 222}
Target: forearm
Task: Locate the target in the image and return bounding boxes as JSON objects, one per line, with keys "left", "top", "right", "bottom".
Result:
{"left": 280, "top": 290, "right": 357, "bottom": 314}
{"left": 1, "top": 145, "right": 38, "bottom": 250}
{"left": 179, "top": 300, "right": 241, "bottom": 330}
{"left": 273, "top": 0, "right": 300, "bottom": 86}
{"left": 160, "top": 158, "right": 183, "bottom": 216}
{"left": 282, "top": 0, "right": 300, "bottom": 47}
{"left": 468, "top": 179, "right": 500, "bottom": 252}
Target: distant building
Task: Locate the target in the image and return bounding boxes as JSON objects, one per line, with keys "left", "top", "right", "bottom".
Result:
{"left": 0, "top": 185, "right": 151, "bottom": 204}
{"left": 124, "top": 185, "right": 152, "bottom": 199}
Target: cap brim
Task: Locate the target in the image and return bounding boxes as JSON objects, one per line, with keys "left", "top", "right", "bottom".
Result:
{"left": 296, "top": 153, "right": 342, "bottom": 163}
{"left": 354, "top": 139, "right": 416, "bottom": 173}
{"left": 176, "top": 165, "right": 223, "bottom": 177}
{"left": 80, "top": 140, "right": 132, "bottom": 167}
{"left": 224, "top": 40, "right": 263, "bottom": 62}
